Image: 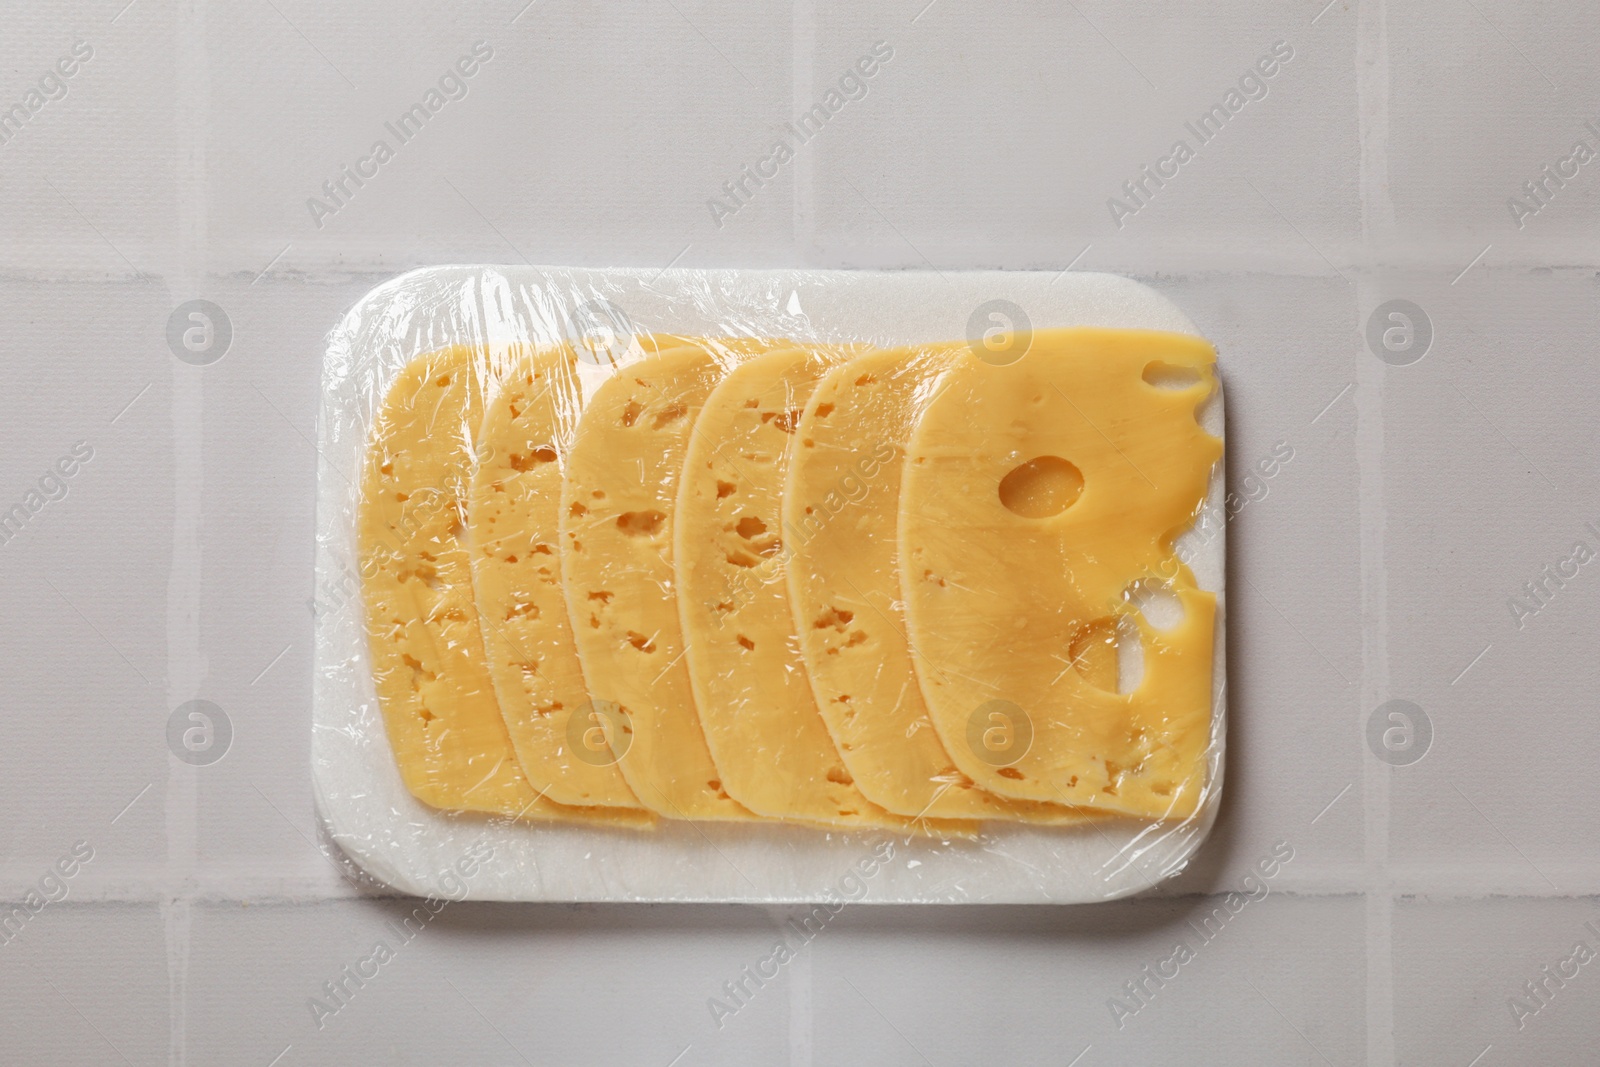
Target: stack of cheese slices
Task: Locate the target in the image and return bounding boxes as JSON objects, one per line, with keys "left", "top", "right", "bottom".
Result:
{"left": 358, "top": 328, "right": 1222, "bottom": 834}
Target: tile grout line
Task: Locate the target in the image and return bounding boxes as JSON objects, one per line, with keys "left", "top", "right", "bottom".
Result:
{"left": 164, "top": 2, "right": 212, "bottom": 1065}
{"left": 792, "top": 0, "right": 815, "bottom": 267}
{"left": 1356, "top": 0, "right": 1397, "bottom": 1063}
{"left": 789, "top": 6, "right": 815, "bottom": 1064}
{"left": 787, "top": 908, "right": 815, "bottom": 1067}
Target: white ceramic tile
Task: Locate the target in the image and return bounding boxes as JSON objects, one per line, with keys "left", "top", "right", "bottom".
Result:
{"left": 1395, "top": 897, "right": 1600, "bottom": 1066}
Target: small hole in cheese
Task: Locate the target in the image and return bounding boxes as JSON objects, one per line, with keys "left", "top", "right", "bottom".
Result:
{"left": 1125, "top": 580, "right": 1185, "bottom": 632}
{"left": 813, "top": 607, "right": 854, "bottom": 630}
{"left": 509, "top": 448, "right": 557, "bottom": 471}
{"left": 1115, "top": 616, "right": 1145, "bottom": 694}
{"left": 716, "top": 480, "right": 736, "bottom": 499}
{"left": 736, "top": 634, "right": 755, "bottom": 651}
{"left": 1142, "top": 360, "right": 1203, "bottom": 390}
{"left": 760, "top": 409, "right": 802, "bottom": 433}
{"left": 735, "top": 516, "right": 767, "bottom": 540}
{"left": 998, "top": 456, "right": 1083, "bottom": 518}
{"left": 616, "top": 510, "right": 666, "bottom": 537}
{"left": 1068, "top": 616, "right": 1143, "bottom": 694}
{"left": 651, "top": 403, "right": 688, "bottom": 429}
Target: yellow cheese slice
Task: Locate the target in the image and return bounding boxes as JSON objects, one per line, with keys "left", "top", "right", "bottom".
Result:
{"left": 675, "top": 346, "right": 975, "bottom": 832}
{"left": 900, "top": 327, "right": 1222, "bottom": 820}
{"left": 785, "top": 345, "right": 1097, "bottom": 824}
{"left": 467, "top": 345, "right": 645, "bottom": 811}
{"left": 358, "top": 345, "right": 650, "bottom": 826}
{"left": 561, "top": 340, "right": 777, "bottom": 821}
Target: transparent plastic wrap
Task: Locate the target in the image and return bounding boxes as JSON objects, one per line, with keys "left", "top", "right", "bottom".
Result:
{"left": 312, "top": 266, "right": 1226, "bottom": 903}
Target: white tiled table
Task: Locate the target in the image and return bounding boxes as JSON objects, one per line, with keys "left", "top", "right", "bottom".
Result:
{"left": 1, "top": 1, "right": 1595, "bottom": 1063}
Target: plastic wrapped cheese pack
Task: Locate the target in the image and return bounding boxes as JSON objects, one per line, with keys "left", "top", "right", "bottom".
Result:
{"left": 313, "top": 266, "right": 1226, "bottom": 903}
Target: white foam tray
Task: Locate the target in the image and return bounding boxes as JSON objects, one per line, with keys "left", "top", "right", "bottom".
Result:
{"left": 312, "top": 267, "right": 1225, "bottom": 903}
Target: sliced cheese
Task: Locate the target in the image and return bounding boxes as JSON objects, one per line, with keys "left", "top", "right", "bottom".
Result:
{"left": 675, "top": 346, "right": 972, "bottom": 832}
{"left": 785, "top": 345, "right": 1097, "bottom": 824}
{"left": 900, "top": 328, "right": 1222, "bottom": 820}
{"left": 358, "top": 345, "right": 650, "bottom": 826}
{"left": 561, "top": 340, "right": 775, "bottom": 821}
{"left": 467, "top": 345, "right": 645, "bottom": 810}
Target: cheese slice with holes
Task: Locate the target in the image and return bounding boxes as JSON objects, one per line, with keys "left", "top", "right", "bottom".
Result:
{"left": 358, "top": 345, "right": 651, "bottom": 826}
{"left": 468, "top": 345, "right": 646, "bottom": 811}
{"left": 561, "top": 340, "right": 778, "bottom": 821}
{"left": 785, "top": 344, "right": 1097, "bottom": 823}
{"left": 900, "top": 328, "right": 1222, "bottom": 820}
{"left": 675, "top": 346, "right": 974, "bottom": 832}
